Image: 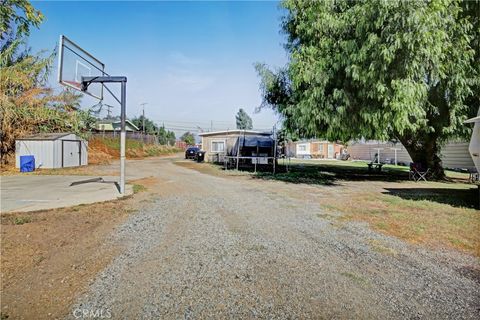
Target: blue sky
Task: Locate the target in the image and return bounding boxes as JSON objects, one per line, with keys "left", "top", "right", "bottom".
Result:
{"left": 29, "top": 0, "right": 287, "bottom": 135}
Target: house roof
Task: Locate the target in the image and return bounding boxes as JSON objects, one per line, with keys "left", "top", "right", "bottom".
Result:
{"left": 95, "top": 120, "right": 140, "bottom": 131}
{"left": 16, "top": 133, "right": 73, "bottom": 140}
{"left": 295, "top": 139, "right": 330, "bottom": 144}
{"left": 199, "top": 129, "right": 271, "bottom": 137}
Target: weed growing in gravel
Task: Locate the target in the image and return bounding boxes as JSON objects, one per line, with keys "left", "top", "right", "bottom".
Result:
{"left": 368, "top": 239, "right": 398, "bottom": 257}
{"left": 133, "top": 184, "right": 147, "bottom": 194}
{"left": 340, "top": 272, "right": 369, "bottom": 286}
{"left": 12, "top": 216, "right": 32, "bottom": 225}
{"left": 33, "top": 255, "right": 46, "bottom": 265}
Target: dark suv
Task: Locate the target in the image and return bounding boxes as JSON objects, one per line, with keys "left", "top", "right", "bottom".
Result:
{"left": 185, "top": 147, "right": 200, "bottom": 159}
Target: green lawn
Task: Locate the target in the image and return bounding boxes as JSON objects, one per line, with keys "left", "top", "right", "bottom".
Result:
{"left": 285, "top": 158, "right": 470, "bottom": 180}
{"left": 255, "top": 158, "right": 478, "bottom": 209}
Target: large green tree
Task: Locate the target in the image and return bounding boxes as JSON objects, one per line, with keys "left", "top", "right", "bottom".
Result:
{"left": 157, "top": 125, "right": 176, "bottom": 146}
{"left": 256, "top": 0, "right": 479, "bottom": 178}
{"left": 181, "top": 131, "right": 195, "bottom": 145}
{"left": 235, "top": 108, "right": 253, "bottom": 130}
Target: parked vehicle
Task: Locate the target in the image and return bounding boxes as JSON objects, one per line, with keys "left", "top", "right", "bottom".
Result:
{"left": 195, "top": 150, "right": 205, "bottom": 162}
{"left": 185, "top": 147, "right": 200, "bottom": 159}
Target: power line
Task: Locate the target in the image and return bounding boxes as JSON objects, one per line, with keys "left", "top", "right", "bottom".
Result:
{"left": 152, "top": 118, "right": 275, "bottom": 127}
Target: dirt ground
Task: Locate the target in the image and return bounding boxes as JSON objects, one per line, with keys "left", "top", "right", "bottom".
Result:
{"left": 0, "top": 183, "right": 154, "bottom": 319}
{"left": 1, "top": 156, "right": 479, "bottom": 319}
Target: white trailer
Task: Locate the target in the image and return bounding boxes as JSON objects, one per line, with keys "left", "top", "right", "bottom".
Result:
{"left": 465, "top": 111, "right": 480, "bottom": 174}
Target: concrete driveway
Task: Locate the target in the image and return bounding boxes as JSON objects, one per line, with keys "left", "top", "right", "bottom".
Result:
{"left": 0, "top": 175, "right": 132, "bottom": 213}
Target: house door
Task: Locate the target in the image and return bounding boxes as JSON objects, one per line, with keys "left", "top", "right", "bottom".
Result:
{"left": 62, "top": 140, "right": 80, "bottom": 167}
{"left": 327, "top": 144, "right": 334, "bottom": 159}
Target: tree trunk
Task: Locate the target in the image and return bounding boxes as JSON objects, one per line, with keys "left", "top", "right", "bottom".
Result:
{"left": 397, "top": 133, "right": 446, "bottom": 180}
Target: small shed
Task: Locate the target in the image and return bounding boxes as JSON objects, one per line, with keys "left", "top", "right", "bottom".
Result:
{"left": 15, "top": 133, "right": 88, "bottom": 169}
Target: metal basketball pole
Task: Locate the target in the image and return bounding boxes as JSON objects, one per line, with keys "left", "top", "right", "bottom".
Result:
{"left": 82, "top": 76, "right": 128, "bottom": 194}
{"left": 120, "top": 80, "right": 126, "bottom": 194}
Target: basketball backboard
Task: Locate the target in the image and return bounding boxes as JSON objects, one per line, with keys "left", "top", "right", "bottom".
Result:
{"left": 57, "top": 35, "right": 105, "bottom": 100}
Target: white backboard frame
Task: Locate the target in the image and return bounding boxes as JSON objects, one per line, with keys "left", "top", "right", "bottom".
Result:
{"left": 57, "top": 35, "right": 105, "bottom": 100}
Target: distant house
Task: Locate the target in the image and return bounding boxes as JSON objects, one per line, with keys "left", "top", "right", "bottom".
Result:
{"left": 294, "top": 140, "right": 344, "bottom": 159}
{"left": 94, "top": 120, "right": 139, "bottom": 132}
{"left": 199, "top": 130, "right": 273, "bottom": 163}
{"left": 175, "top": 140, "right": 188, "bottom": 150}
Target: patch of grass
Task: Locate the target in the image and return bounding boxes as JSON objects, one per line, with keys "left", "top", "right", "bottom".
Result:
{"left": 132, "top": 184, "right": 147, "bottom": 194}
{"left": 12, "top": 216, "right": 32, "bottom": 225}
{"left": 255, "top": 170, "right": 336, "bottom": 185}
{"left": 374, "top": 221, "right": 389, "bottom": 230}
{"left": 252, "top": 160, "right": 411, "bottom": 186}
{"left": 317, "top": 213, "right": 332, "bottom": 219}
{"left": 248, "top": 244, "right": 267, "bottom": 252}
{"left": 383, "top": 187, "right": 477, "bottom": 208}
{"left": 288, "top": 159, "right": 471, "bottom": 181}
{"left": 329, "top": 191, "right": 480, "bottom": 256}
{"left": 368, "top": 239, "right": 398, "bottom": 257}
{"left": 340, "top": 271, "right": 369, "bottom": 285}
{"left": 33, "top": 255, "right": 46, "bottom": 265}
{"left": 321, "top": 204, "right": 339, "bottom": 211}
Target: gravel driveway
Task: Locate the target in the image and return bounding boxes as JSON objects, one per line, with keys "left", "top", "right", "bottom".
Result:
{"left": 71, "top": 158, "right": 479, "bottom": 319}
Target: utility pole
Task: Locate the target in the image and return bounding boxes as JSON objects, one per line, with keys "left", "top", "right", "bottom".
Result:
{"left": 105, "top": 104, "right": 113, "bottom": 118}
{"left": 140, "top": 102, "right": 148, "bottom": 134}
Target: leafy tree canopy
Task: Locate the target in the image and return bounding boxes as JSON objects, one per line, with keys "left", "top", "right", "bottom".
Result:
{"left": 131, "top": 115, "right": 158, "bottom": 135}
{"left": 256, "top": 0, "right": 479, "bottom": 178}
{"left": 130, "top": 116, "right": 176, "bottom": 145}
{"left": 181, "top": 131, "right": 195, "bottom": 145}
{"left": 0, "top": 0, "right": 43, "bottom": 43}
{"left": 158, "top": 125, "right": 176, "bottom": 146}
{"left": 235, "top": 108, "right": 253, "bottom": 130}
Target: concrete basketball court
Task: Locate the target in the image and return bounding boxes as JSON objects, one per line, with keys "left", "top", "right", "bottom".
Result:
{"left": 0, "top": 175, "right": 133, "bottom": 213}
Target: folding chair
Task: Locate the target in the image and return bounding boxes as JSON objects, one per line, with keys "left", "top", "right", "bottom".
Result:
{"left": 468, "top": 168, "right": 479, "bottom": 183}
{"left": 409, "top": 162, "right": 429, "bottom": 182}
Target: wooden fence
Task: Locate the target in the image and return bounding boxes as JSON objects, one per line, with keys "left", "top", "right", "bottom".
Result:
{"left": 90, "top": 132, "right": 158, "bottom": 144}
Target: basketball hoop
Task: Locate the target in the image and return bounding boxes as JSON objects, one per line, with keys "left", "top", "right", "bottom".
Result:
{"left": 57, "top": 35, "right": 128, "bottom": 194}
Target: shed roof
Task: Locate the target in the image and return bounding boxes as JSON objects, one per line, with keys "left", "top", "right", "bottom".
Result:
{"left": 16, "top": 133, "right": 75, "bottom": 141}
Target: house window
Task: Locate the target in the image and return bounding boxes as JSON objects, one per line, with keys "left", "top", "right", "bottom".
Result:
{"left": 319, "top": 144, "right": 324, "bottom": 152}
{"left": 298, "top": 144, "right": 307, "bottom": 152}
{"left": 211, "top": 141, "right": 225, "bottom": 152}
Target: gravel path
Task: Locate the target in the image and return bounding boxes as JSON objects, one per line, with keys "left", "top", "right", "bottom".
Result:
{"left": 71, "top": 158, "right": 479, "bottom": 319}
